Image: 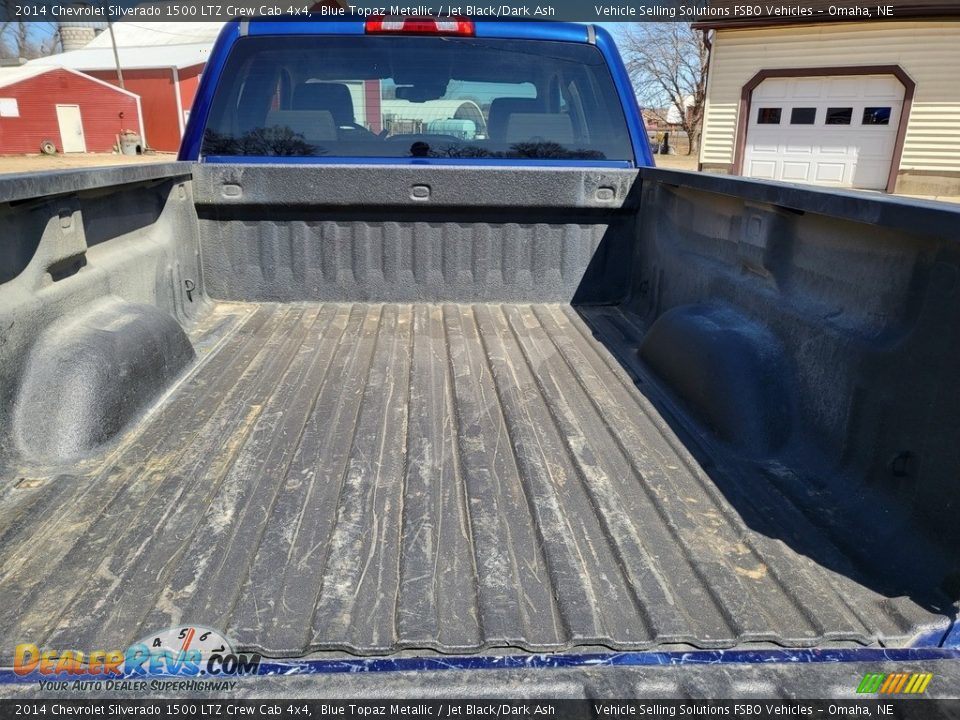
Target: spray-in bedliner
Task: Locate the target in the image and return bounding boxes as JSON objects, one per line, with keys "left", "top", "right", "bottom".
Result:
{"left": 0, "top": 301, "right": 949, "bottom": 662}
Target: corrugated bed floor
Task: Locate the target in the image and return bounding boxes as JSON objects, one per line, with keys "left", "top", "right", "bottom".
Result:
{"left": 0, "top": 302, "right": 948, "bottom": 661}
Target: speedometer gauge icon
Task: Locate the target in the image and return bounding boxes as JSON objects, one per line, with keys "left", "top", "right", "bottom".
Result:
{"left": 140, "top": 625, "right": 233, "bottom": 662}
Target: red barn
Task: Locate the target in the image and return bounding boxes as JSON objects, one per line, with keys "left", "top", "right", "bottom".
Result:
{"left": 31, "top": 23, "right": 220, "bottom": 152}
{"left": 0, "top": 66, "right": 143, "bottom": 155}
{"left": 83, "top": 63, "right": 204, "bottom": 153}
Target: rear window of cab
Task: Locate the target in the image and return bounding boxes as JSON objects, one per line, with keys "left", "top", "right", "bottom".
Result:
{"left": 200, "top": 35, "right": 635, "bottom": 163}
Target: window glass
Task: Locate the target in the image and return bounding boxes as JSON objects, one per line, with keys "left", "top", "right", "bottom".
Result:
{"left": 757, "top": 107, "right": 782, "bottom": 124}
{"left": 826, "top": 107, "right": 853, "bottom": 125}
{"left": 790, "top": 107, "right": 816, "bottom": 125}
{"left": 0, "top": 98, "right": 19, "bottom": 117}
{"left": 201, "top": 36, "right": 634, "bottom": 162}
{"left": 862, "top": 107, "right": 892, "bottom": 125}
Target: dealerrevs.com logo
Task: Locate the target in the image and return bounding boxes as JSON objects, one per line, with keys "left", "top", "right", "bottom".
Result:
{"left": 14, "top": 626, "right": 261, "bottom": 681}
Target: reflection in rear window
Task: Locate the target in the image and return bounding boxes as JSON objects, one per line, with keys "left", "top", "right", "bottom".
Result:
{"left": 757, "top": 107, "right": 782, "bottom": 124}
{"left": 201, "top": 35, "right": 634, "bottom": 163}
{"left": 826, "top": 107, "right": 853, "bottom": 125}
{"left": 862, "top": 107, "right": 891, "bottom": 125}
{"left": 790, "top": 107, "right": 816, "bottom": 125}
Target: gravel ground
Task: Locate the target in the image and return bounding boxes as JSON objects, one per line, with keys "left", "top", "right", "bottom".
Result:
{"left": 0, "top": 153, "right": 173, "bottom": 175}
{"left": 652, "top": 153, "right": 700, "bottom": 171}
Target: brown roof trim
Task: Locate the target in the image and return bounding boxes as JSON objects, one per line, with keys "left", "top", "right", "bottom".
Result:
{"left": 693, "top": 16, "right": 959, "bottom": 30}
{"left": 693, "top": 4, "right": 960, "bottom": 29}
{"left": 731, "top": 66, "right": 915, "bottom": 194}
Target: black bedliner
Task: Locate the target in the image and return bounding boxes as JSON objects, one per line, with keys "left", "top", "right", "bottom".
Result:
{"left": 0, "top": 300, "right": 947, "bottom": 661}
{"left": 0, "top": 164, "right": 957, "bottom": 667}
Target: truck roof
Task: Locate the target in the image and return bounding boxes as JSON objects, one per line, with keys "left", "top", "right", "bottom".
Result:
{"left": 233, "top": 18, "right": 603, "bottom": 44}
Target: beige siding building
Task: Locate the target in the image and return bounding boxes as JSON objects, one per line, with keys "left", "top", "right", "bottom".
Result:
{"left": 697, "top": 5, "right": 960, "bottom": 194}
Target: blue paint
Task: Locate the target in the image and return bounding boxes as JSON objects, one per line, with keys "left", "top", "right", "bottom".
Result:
{"left": 474, "top": 20, "right": 590, "bottom": 43}
{"left": 592, "top": 24, "right": 654, "bottom": 168}
{"left": 177, "top": 21, "right": 240, "bottom": 161}
{"left": 179, "top": 20, "right": 652, "bottom": 168}
{"left": 245, "top": 19, "right": 366, "bottom": 36}
{"left": 911, "top": 627, "right": 950, "bottom": 649}
{"left": 253, "top": 647, "right": 960, "bottom": 675}
{"left": 202, "top": 156, "right": 634, "bottom": 169}
{"left": 911, "top": 614, "right": 960, "bottom": 649}
{"left": 2, "top": 647, "right": 959, "bottom": 683}
{"left": 941, "top": 620, "right": 960, "bottom": 648}
{"left": 240, "top": 18, "right": 589, "bottom": 42}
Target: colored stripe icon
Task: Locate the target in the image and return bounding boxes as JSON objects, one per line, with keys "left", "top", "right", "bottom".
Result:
{"left": 857, "top": 672, "right": 933, "bottom": 694}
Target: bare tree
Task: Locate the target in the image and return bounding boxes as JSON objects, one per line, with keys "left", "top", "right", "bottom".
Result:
{"left": 1, "top": 15, "right": 61, "bottom": 59}
{"left": 617, "top": 23, "right": 710, "bottom": 155}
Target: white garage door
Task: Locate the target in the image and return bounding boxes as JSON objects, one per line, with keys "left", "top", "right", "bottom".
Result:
{"left": 744, "top": 75, "right": 904, "bottom": 190}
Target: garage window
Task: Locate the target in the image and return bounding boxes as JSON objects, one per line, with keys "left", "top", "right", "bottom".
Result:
{"left": 757, "top": 107, "right": 782, "bottom": 124}
{"left": 862, "top": 107, "right": 891, "bottom": 125}
{"left": 826, "top": 107, "right": 853, "bottom": 125}
{"left": 790, "top": 107, "right": 816, "bottom": 125}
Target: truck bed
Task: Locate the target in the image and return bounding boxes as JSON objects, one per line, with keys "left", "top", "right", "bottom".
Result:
{"left": 0, "top": 299, "right": 946, "bottom": 661}
{"left": 1, "top": 164, "right": 958, "bottom": 668}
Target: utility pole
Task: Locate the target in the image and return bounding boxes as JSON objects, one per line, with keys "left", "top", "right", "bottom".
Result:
{"left": 104, "top": 6, "right": 124, "bottom": 90}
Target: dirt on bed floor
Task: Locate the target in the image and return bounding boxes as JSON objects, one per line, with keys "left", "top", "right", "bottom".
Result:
{"left": 0, "top": 300, "right": 949, "bottom": 662}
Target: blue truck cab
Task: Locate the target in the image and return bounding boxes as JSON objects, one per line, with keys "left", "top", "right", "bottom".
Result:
{"left": 178, "top": 18, "right": 654, "bottom": 167}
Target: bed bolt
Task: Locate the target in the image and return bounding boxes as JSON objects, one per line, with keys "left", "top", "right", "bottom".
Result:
{"left": 184, "top": 279, "right": 196, "bottom": 302}
{"left": 890, "top": 451, "right": 916, "bottom": 478}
